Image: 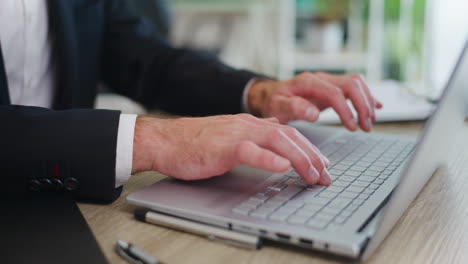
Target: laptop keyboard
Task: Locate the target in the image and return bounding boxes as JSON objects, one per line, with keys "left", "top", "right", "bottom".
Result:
{"left": 232, "top": 134, "right": 415, "bottom": 231}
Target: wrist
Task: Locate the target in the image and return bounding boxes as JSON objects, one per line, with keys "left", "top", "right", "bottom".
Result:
{"left": 247, "top": 79, "right": 282, "bottom": 117}
{"left": 132, "top": 115, "right": 167, "bottom": 174}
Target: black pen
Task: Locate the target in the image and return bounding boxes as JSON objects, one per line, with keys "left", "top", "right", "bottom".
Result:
{"left": 115, "top": 240, "right": 161, "bottom": 264}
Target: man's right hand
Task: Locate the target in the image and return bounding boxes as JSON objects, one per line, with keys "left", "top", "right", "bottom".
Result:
{"left": 132, "top": 114, "right": 331, "bottom": 185}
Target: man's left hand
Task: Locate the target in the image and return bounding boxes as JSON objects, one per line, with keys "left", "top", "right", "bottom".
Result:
{"left": 247, "top": 72, "right": 383, "bottom": 132}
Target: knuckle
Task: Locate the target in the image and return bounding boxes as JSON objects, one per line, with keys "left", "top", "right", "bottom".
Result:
{"left": 237, "top": 113, "right": 253, "bottom": 120}
{"left": 282, "top": 127, "right": 299, "bottom": 140}
{"left": 234, "top": 141, "right": 250, "bottom": 160}
{"left": 268, "top": 128, "right": 284, "bottom": 141}
{"left": 328, "top": 88, "right": 344, "bottom": 100}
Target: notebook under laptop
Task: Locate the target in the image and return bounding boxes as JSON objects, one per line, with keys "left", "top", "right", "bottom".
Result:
{"left": 127, "top": 40, "right": 468, "bottom": 260}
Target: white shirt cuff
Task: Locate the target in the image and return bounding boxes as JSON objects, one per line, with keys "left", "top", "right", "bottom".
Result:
{"left": 242, "top": 78, "right": 258, "bottom": 113}
{"left": 115, "top": 114, "right": 137, "bottom": 187}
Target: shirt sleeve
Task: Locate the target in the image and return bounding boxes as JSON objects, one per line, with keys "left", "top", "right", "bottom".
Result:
{"left": 115, "top": 114, "right": 137, "bottom": 187}
{"left": 242, "top": 78, "right": 258, "bottom": 113}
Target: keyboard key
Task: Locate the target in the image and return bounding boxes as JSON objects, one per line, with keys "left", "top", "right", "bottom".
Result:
{"left": 329, "top": 169, "right": 345, "bottom": 177}
{"left": 344, "top": 171, "right": 361, "bottom": 177}
{"left": 242, "top": 200, "right": 262, "bottom": 208}
{"left": 352, "top": 198, "right": 366, "bottom": 205}
{"left": 358, "top": 176, "right": 375, "bottom": 182}
{"left": 306, "top": 185, "right": 326, "bottom": 193}
{"left": 268, "top": 182, "right": 288, "bottom": 192}
{"left": 347, "top": 186, "right": 364, "bottom": 193}
{"left": 250, "top": 210, "right": 271, "bottom": 219}
{"left": 333, "top": 180, "right": 350, "bottom": 188}
{"left": 358, "top": 194, "right": 370, "bottom": 200}
{"left": 355, "top": 161, "right": 372, "bottom": 167}
{"left": 284, "top": 200, "right": 305, "bottom": 208}
{"left": 363, "top": 170, "right": 380, "bottom": 177}
{"left": 286, "top": 170, "right": 300, "bottom": 178}
{"left": 373, "top": 179, "right": 384, "bottom": 185}
{"left": 350, "top": 165, "right": 366, "bottom": 172}
{"left": 352, "top": 180, "right": 371, "bottom": 188}
{"left": 368, "top": 165, "right": 385, "bottom": 172}
{"left": 305, "top": 197, "right": 330, "bottom": 206}
{"left": 314, "top": 212, "right": 335, "bottom": 221}
{"left": 306, "top": 219, "right": 328, "bottom": 229}
{"left": 276, "top": 185, "right": 303, "bottom": 199}
{"left": 294, "top": 179, "right": 308, "bottom": 187}
{"left": 340, "top": 176, "right": 357, "bottom": 182}
{"left": 321, "top": 207, "right": 342, "bottom": 216}
{"left": 334, "top": 215, "right": 348, "bottom": 224}
{"left": 328, "top": 198, "right": 352, "bottom": 209}
{"left": 362, "top": 189, "right": 374, "bottom": 195}
{"left": 269, "top": 212, "right": 291, "bottom": 221}
{"left": 325, "top": 186, "right": 345, "bottom": 193}
{"left": 341, "top": 210, "right": 353, "bottom": 217}
{"left": 265, "top": 198, "right": 286, "bottom": 206}
{"left": 339, "top": 160, "right": 355, "bottom": 166}
{"left": 318, "top": 191, "right": 338, "bottom": 199}
{"left": 382, "top": 169, "right": 393, "bottom": 175}
{"left": 326, "top": 223, "right": 342, "bottom": 232}
{"left": 332, "top": 164, "right": 349, "bottom": 171}
{"left": 295, "top": 209, "right": 318, "bottom": 218}
{"left": 287, "top": 214, "right": 309, "bottom": 225}
{"left": 303, "top": 204, "right": 322, "bottom": 212}
{"left": 249, "top": 194, "right": 269, "bottom": 202}
{"left": 232, "top": 206, "right": 251, "bottom": 215}
{"left": 368, "top": 183, "right": 380, "bottom": 190}
{"left": 339, "top": 191, "right": 359, "bottom": 199}
{"left": 373, "top": 161, "right": 390, "bottom": 167}
{"left": 346, "top": 204, "right": 359, "bottom": 212}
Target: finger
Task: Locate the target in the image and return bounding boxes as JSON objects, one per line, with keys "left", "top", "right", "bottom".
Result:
{"left": 262, "top": 117, "right": 280, "bottom": 124}
{"left": 234, "top": 140, "right": 290, "bottom": 172}
{"left": 317, "top": 73, "right": 379, "bottom": 120}
{"left": 294, "top": 131, "right": 331, "bottom": 185}
{"left": 346, "top": 79, "right": 373, "bottom": 132}
{"left": 288, "top": 74, "right": 358, "bottom": 131}
{"left": 254, "top": 127, "right": 326, "bottom": 185}
{"left": 287, "top": 96, "right": 320, "bottom": 122}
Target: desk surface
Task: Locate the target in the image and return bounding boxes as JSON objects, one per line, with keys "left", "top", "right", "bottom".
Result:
{"left": 78, "top": 122, "right": 468, "bottom": 264}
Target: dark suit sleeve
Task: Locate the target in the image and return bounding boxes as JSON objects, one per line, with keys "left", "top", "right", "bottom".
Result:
{"left": 100, "top": 0, "right": 260, "bottom": 116}
{"left": 1, "top": 105, "right": 122, "bottom": 203}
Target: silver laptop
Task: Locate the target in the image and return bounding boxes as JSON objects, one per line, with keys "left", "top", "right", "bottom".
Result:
{"left": 127, "top": 41, "right": 468, "bottom": 260}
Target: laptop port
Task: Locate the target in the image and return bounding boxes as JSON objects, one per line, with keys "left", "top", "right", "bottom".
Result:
{"left": 299, "top": 238, "right": 313, "bottom": 246}
{"left": 275, "top": 233, "right": 290, "bottom": 240}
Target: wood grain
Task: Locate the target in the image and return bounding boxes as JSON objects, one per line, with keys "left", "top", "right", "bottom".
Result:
{"left": 78, "top": 122, "right": 468, "bottom": 264}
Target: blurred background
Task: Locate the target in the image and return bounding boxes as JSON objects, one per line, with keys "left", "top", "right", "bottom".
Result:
{"left": 104, "top": 0, "right": 468, "bottom": 121}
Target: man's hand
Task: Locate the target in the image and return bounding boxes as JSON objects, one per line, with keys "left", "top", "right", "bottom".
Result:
{"left": 248, "top": 72, "right": 383, "bottom": 132}
{"left": 132, "top": 114, "right": 331, "bottom": 185}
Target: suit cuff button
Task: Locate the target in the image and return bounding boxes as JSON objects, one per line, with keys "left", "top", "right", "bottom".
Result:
{"left": 28, "top": 179, "right": 41, "bottom": 192}
{"left": 51, "top": 178, "right": 63, "bottom": 190}
{"left": 39, "top": 178, "right": 53, "bottom": 191}
{"left": 64, "top": 177, "right": 79, "bottom": 191}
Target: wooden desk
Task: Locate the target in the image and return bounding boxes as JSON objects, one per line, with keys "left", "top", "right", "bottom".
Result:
{"left": 78, "top": 122, "right": 468, "bottom": 264}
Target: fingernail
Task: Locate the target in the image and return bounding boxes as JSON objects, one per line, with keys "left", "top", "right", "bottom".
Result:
{"left": 309, "top": 166, "right": 320, "bottom": 182}
{"left": 305, "top": 107, "right": 317, "bottom": 122}
{"left": 274, "top": 156, "right": 290, "bottom": 170}
{"left": 349, "top": 119, "right": 358, "bottom": 130}
{"left": 322, "top": 168, "right": 332, "bottom": 184}
{"left": 323, "top": 156, "right": 330, "bottom": 167}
